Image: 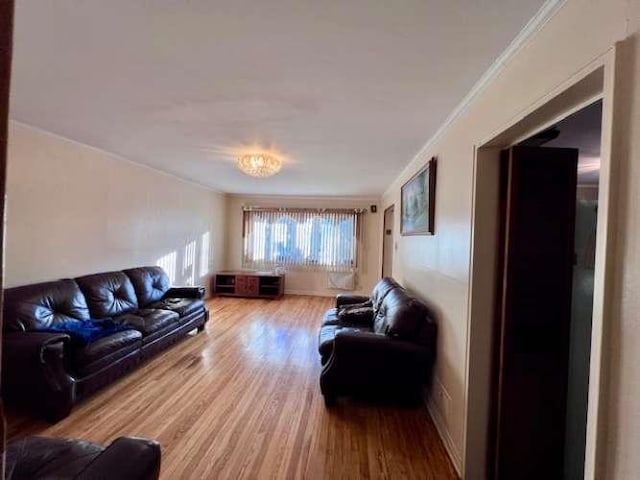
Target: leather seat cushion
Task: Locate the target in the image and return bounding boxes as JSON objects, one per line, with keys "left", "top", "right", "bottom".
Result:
{"left": 148, "top": 298, "right": 204, "bottom": 318}
{"left": 6, "top": 436, "right": 104, "bottom": 479}
{"left": 140, "top": 321, "right": 181, "bottom": 345}
{"left": 115, "top": 309, "right": 179, "bottom": 335}
{"left": 318, "top": 325, "right": 341, "bottom": 359}
{"left": 73, "top": 330, "right": 142, "bottom": 375}
{"left": 338, "top": 305, "right": 374, "bottom": 323}
{"left": 322, "top": 307, "right": 373, "bottom": 327}
{"left": 318, "top": 325, "right": 372, "bottom": 361}
{"left": 321, "top": 308, "right": 340, "bottom": 326}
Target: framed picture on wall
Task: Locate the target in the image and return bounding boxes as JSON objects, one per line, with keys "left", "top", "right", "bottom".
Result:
{"left": 401, "top": 157, "right": 437, "bottom": 235}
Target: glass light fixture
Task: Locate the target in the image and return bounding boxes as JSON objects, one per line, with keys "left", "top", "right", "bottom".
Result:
{"left": 237, "top": 153, "right": 282, "bottom": 178}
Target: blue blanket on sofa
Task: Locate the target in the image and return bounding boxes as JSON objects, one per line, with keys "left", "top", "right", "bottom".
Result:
{"left": 40, "top": 319, "right": 130, "bottom": 345}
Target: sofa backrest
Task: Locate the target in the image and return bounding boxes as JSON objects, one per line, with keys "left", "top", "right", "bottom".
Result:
{"left": 373, "top": 288, "right": 434, "bottom": 343}
{"left": 75, "top": 271, "right": 139, "bottom": 318}
{"left": 370, "top": 277, "right": 401, "bottom": 312}
{"left": 3, "top": 279, "right": 90, "bottom": 332}
{"left": 124, "top": 266, "right": 170, "bottom": 307}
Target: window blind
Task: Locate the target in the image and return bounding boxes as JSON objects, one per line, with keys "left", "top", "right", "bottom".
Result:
{"left": 242, "top": 207, "right": 363, "bottom": 271}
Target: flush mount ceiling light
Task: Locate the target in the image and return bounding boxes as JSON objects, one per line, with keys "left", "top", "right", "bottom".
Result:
{"left": 237, "top": 153, "right": 282, "bottom": 178}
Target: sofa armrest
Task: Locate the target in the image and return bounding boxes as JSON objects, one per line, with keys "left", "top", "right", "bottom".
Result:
{"left": 75, "top": 437, "right": 161, "bottom": 480}
{"left": 335, "top": 294, "right": 370, "bottom": 308}
{"left": 3, "top": 332, "right": 76, "bottom": 421}
{"left": 4, "top": 331, "right": 70, "bottom": 356}
{"left": 164, "top": 286, "right": 205, "bottom": 299}
{"left": 320, "top": 330, "right": 431, "bottom": 397}
{"left": 333, "top": 329, "right": 427, "bottom": 360}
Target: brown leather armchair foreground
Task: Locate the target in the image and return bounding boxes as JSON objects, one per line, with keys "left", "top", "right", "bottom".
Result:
{"left": 6, "top": 436, "right": 161, "bottom": 479}
{"left": 318, "top": 278, "right": 436, "bottom": 405}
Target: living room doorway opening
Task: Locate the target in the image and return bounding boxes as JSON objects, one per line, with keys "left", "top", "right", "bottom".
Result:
{"left": 464, "top": 55, "right": 616, "bottom": 480}
{"left": 382, "top": 205, "right": 395, "bottom": 278}
{"left": 517, "top": 100, "right": 602, "bottom": 480}
{"left": 488, "top": 99, "right": 602, "bottom": 480}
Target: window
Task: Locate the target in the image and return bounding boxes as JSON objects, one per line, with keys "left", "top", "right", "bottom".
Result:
{"left": 242, "top": 208, "right": 363, "bottom": 271}
{"left": 199, "top": 231, "right": 211, "bottom": 277}
{"left": 156, "top": 251, "right": 177, "bottom": 283}
{"left": 182, "top": 239, "right": 196, "bottom": 285}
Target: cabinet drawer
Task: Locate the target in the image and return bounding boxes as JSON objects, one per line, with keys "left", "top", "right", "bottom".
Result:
{"left": 246, "top": 277, "right": 259, "bottom": 295}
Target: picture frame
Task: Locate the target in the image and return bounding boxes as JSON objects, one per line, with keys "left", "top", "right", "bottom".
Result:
{"left": 401, "top": 157, "right": 437, "bottom": 235}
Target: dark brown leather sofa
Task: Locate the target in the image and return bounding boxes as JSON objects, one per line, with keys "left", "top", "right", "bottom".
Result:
{"left": 318, "top": 278, "right": 436, "bottom": 405}
{"left": 6, "top": 435, "right": 161, "bottom": 479}
{"left": 2, "top": 266, "right": 208, "bottom": 421}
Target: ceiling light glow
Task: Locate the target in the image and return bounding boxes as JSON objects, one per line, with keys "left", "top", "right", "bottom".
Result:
{"left": 237, "top": 153, "right": 282, "bottom": 178}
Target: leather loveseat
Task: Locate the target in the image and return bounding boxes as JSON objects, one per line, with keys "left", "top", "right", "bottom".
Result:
{"left": 6, "top": 435, "right": 161, "bottom": 480}
{"left": 318, "top": 277, "right": 436, "bottom": 405}
{"left": 2, "top": 266, "right": 208, "bottom": 421}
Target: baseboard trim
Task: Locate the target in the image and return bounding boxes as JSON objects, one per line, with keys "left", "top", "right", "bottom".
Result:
{"left": 426, "top": 397, "right": 463, "bottom": 477}
{"left": 285, "top": 288, "right": 367, "bottom": 298}
{"left": 285, "top": 288, "right": 334, "bottom": 297}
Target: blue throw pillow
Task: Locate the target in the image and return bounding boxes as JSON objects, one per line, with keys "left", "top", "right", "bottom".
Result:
{"left": 40, "top": 318, "right": 130, "bottom": 345}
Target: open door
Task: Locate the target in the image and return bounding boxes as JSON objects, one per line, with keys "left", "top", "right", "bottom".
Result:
{"left": 382, "top": 205, "right": 394, "bottom": 278}
{"left": 0, "top": 0, "right": 15, "bottom": 476}
{"left": 491, "top": 146, "right": 578, "bottom": 480}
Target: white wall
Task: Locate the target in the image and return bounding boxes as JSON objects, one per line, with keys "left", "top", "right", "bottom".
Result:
{"left": 381, "top": 0, "right": 639, "bottom": 477}
{"left": 225, "top": 194, "right": 381, "bottom": 297}
{"left": 6, "top": 122, "right": 227, "bottom": 292}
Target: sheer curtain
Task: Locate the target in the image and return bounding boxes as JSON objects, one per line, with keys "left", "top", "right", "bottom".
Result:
{"left": 242, "top": 207, "right": 364, "bottom": 272}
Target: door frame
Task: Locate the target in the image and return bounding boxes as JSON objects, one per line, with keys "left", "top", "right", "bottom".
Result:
{"left": 381, "top": 204, "right": 395, "bottom": 278}
{"left": 0, "top": 0, "right": 15, "bottom": 474}
{"left": 463, "top": 48, "right": 618, "bottom": 480}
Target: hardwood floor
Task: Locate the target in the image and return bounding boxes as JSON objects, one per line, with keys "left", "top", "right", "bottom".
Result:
{"left": 8, "top": 295, "right": 458, "bottom": 479}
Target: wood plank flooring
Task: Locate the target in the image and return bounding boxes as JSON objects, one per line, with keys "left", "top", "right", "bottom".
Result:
{"left": 8, "top": 295, "right": 458, "bottom": 479}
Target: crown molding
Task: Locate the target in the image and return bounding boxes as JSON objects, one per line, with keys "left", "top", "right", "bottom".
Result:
{"left": 384, "top": 0, "right": 567, "bottom": 198}
{"left": 227, "top": 193, "right": 381, "bottom": 202}
{"left": 9, "top": 119, "right": 225, "bottom": 194}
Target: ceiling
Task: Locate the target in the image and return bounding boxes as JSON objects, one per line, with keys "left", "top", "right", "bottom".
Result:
{"left": 10, "top": 0, "right": 547, "bottom": 196}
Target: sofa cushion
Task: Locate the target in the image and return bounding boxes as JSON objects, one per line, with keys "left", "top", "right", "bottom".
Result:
{"left": 148, "top": 298, "right": 204, "bottom": 318}
{"left": 318, "top": 325, "right": 374, "bottom": 362}
{"left": 39, "top": 318, "right": 131, "bottom": 345}
{"left": 76, "top": 272, "right": 139, "bottom": 318}
{"left": 318, "top": 325, "right": 341, "bottom": 360}
{"left": 370, "top": 277, "right": 401, "bottom": 312}
{"left": 321, "top": 308, "right": 341, "bottom": 326}
{"left": 323, "top": 305, "right": 374, "bottom": 327}
{"left": 4, "top": 279, "right": 91, "bottom": 332}
{"left": 6, "top": 436, "right": 105, "bottom": 480}
{"left": 73, "top": 329, "right": 142, "bottom": 376}
{"left": 123, "top": 267, "right": 171, "bottom": 307}
{"left": 114, "top": 309, "right": 179, "bottom": 336}
{"left": 338, "top": 305, "right": 374, "bottom": 323}
{"left": 341, "top": 301, "right": 372, "bottom": 311}
{"left": 374, "top": 288, "right": 429, "bottom": 340}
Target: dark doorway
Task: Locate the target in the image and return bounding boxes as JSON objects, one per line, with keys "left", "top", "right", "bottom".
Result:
{"left": 1, "top": 0, "right": 16, "bottom": 473}
{"left": 542, "top": 100, "right": 602, "bottom": 480}
{"left": 490, "top": 101, "right": 602, "bottom": 480}
{"left": 382, "top": 205, "right": 394, "bottom": 278}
